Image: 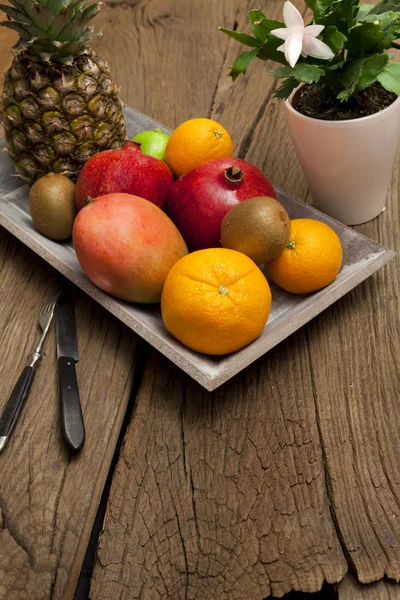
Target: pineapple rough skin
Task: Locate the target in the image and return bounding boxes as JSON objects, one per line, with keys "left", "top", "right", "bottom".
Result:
{"left": 2, "top": 48, "right": 126, "bottom": 182}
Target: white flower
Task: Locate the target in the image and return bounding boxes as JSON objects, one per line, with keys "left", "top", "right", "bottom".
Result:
{"left": 271, "top": 1, "right": 335, "bottom": 68}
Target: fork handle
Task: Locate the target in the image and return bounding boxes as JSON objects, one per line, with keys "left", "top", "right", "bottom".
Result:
{"left": 0, "top": 366, "right": 36, "bottom": 453}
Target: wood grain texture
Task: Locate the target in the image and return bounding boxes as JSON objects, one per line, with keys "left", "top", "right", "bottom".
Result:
{"left": 91, "top": 1, "right": 349, "bottom": 598}
{"left": 306, "top": 176, "right": 400, "bottom": 583}
{"left": 0, "top": 227, "right": 137, "bottom": 599}
{"left": 0, "top": 0, "right": 399, "bottom": 595}
{"left": 93, "top": 0, "right": 239, "bottom": 127}
{"left": 92, "top": 351, "right": 346, "bottom": 599}
{"left": 91, "top": 0, "right": 400, "bottom": 597}
{"left": 213, "top": 28, "right": 400, "bottom": 583}
{"left": 338, "top": 573, "right": 400, "bottom": 599}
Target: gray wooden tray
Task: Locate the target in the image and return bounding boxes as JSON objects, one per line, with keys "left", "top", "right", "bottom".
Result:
{"left": 0, "top": 105, "right": 395, "bottom": 390}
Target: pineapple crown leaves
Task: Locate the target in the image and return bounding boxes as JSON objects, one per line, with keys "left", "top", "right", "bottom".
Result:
{"left": 0, "top": 0, "right": 103, "bottom": 62}
{"left": 219, "top": 0, "right": 400, "bottom": 101}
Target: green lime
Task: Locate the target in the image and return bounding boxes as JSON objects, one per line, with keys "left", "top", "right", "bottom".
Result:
{"left": 132, "top": 128, "right": 170, "bottom": 161}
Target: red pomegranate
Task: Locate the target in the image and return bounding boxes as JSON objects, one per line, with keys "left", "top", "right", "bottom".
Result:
{"left": 167, "top": 158, "right": 276, "bottom": 250}
{"left": 75, "top": 142, "right": 174, "bottom": 211}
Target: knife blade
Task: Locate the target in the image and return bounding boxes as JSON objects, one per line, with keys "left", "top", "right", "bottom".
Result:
{"left": 56, "top": 277, "right": 85, "bottom": 454}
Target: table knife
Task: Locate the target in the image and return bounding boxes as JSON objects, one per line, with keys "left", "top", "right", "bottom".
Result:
{"left": 56, "top": 279, "right": 85, "bottom": 454}
{"left": 0, "top": 292, "right": 59, "bottom": 454}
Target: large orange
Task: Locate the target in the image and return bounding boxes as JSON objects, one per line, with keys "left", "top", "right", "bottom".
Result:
{"left": 161, "top": 248, "right": 271, "bottom": 355}
{"left": 267, "top": 219, "right": 343, "bottom": 294}
{"left": 165, "top": 118, "right": 233, "bottom": 178}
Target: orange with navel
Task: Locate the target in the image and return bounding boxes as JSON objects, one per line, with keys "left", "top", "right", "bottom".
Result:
{"left": 267, "top": 218, "right": 343, "bottom": 294}
{"left": 161, "top": 248, "right": 272, "bottom": 355}
{"left": 165, "top": 118, "right": 233, "bottom": 178}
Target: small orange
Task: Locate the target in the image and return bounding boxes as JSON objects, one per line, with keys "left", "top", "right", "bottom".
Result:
{"left": 161, "top": 248, "right": 271, "bottom": 355}
{"left": 267, "top": 218, "right": 343, "bottom": 294}
{"left": 165, "top": 118, "right": 233, "bottom": 178}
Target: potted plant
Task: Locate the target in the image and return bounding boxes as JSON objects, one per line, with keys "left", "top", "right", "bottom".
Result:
{"left": 219, "top": 0, "right": 400, "bottom": 225}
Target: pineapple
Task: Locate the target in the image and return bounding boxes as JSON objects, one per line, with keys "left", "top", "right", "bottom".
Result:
{"left": 0, "top": 0, "right": 126, "bottom": 182}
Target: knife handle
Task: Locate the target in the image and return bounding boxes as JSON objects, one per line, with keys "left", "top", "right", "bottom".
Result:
{"left": 58, "top": 356, "right": 85, "bottom": 454}
{"left": 0, "top": 366, "right": 36, "bottom": 452}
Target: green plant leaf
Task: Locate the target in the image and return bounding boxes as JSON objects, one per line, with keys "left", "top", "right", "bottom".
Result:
{"left": 314, "top": 0, "right": 359, "bottom": 30}
{"left": 358, "top": 52, "right": 390, "bottom": 88}
{"left": 31, "top": 3, "right": 54, "bottom": 31}
{"left": 248, "top": 8, "right": 268, "bottom": 41}
{"left": 44, "top": 11, "right": 68, "bottom": 36}
{"left": 337, "top": 53, "right": 391, "bottom": 99}
{"left": 345, "top": 21, "right": 384, "bottom": 51}
{"left": 306, "top": 0, "right": 334, "bottom": 18}
{"left": 326, "top": 60, "right": 347, "bottom": 70}
{"left": 377, "top": 61, "right": 400, "bottom": 93}
{"left": 271, "top": 63, "right": 325, "bottom": 83}
{"left": 348, "top": 10, "right": 400, "bottom": 50}
{"left": 357, "top": 3, "right": 376, "bottom": 19}
{"left": 228, "top": 48, "right": 259, "bottom": 80}
{"left": 378, "top": 11, "right": 400, "bottom": 45}
{"left": 273, "top": 77, "right": 298, "bottom": 99}
{"left": 338, "top": 58, "right": 365, "bottom": 99}
{"left": 248, "top": 8, "right": 284, "bottom": 42}
{"left": 45, "top": 0, "right": 69, "bottom": 15}
{"left": 371, "top": 0, "right": 400, "bottom": 14}
{"left": 337, "top": 88, "right": 353, "bottom": 100}
{"left": 258, "top": 34, "right": 288, "bottom": 64}
{"left": 218, "top": 27, "right": 260, "bottom": 48}
{"left": 321, "top": 25, "right": 347, "bottom": 52}
{"left": 0, "top": 4, "right": 29, "bottom": 23}
{"left": 361, "top": 9, "right": 396, "bottom": 20}
{"left": 0, "top": 19, "right": 32, "bottom": 39}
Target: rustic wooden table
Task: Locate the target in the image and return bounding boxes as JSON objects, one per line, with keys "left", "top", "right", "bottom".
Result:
{"left": 0, "top": 1, "right": 400, "bottom": 599}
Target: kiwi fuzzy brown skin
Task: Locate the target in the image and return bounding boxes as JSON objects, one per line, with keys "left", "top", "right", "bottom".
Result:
{"left": 29, "top": 173, "right": 77, "bottom": 241}
{"left": 220, "top": 196, "right": 290, "bottom": 264}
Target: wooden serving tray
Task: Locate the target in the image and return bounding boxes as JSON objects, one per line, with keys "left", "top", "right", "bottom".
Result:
{"left": 0, "top": 105, "right": 395, "bottom": 390}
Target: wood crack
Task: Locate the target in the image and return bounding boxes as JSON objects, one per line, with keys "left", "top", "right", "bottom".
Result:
{"left": 238, "top": 79, "right": 278, "bottom": 161}
{"left": 208, "top": 15, "right": 239, "bottom": 120}
{"left": 175, "top": 504, "right": 189, "bottom": 600}
{"left": 49, "top": 458, "right": 72, "bottom": 597}
{"left": 305, "top": 327, "right": 354, "bottom": 576}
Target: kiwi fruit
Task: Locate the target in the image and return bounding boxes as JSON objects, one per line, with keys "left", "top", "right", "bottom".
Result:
{"left": 29, "top": 173, "right": 77, "bottom": 241}
{"left": 220, "top": 196, "right": 290, "bottom": 264}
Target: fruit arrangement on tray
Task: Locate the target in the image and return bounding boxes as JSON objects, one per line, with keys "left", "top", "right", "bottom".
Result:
{"left": 26, "top": 118, "right": 343, "bottom": 356}
{"left": 1, "top": 0, "right": 343, "bottom": 357}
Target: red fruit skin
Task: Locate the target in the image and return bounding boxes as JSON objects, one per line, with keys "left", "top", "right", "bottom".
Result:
{"left": 167, "top": 158, "right": 276, "bottom": 250}
{"left": 75, "top": 141, "right": 174, "bottom": 211}
{"left": 73, "top": 193, "right": 188, "bottom": 303}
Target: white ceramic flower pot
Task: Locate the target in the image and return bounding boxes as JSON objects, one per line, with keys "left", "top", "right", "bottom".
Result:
{"left": 285, "top": 90, "right": 400, "bottom": 225}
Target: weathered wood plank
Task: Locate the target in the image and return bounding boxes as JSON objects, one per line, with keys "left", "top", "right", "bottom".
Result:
{"left": 0, "top": 227, "right": 137, "bottom": 600}
{"left": 90, "top": 1, "right": 347, "bottom": 598}
{"left": 92, "top": 349, "right": 346, "bottom": 599}
{"left": 0, "top": 19, "right": 142, "bottom": 600}
{"left": 212, "top": 7, "right": 400, "bottom": 586}
{"left": 305, "top": 176, "right": 400, "bottom": 583}
{"left": 94, "top": 0, "right": 238, "bottom": 127}
{"left": 338, "top": 573, "right": 400, "bottom": 599}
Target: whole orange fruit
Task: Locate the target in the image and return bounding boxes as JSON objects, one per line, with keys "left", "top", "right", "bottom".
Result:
{"left": 161, "top": 248, "right": 272, "bottom": 355}
{"left": 267, "top": 218, "right": 343, "bottom": 294}
{"left": 165, "top": 118, "right": 233, "bottom": 178}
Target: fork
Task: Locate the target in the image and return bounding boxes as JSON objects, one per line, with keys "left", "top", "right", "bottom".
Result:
{"left": 0, "top": 292, "right": 60, "bottom": 453}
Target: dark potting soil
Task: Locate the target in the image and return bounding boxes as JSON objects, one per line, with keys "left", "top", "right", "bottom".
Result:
{"left": 293, "top": 83, "right": 397, "bottom": 121}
